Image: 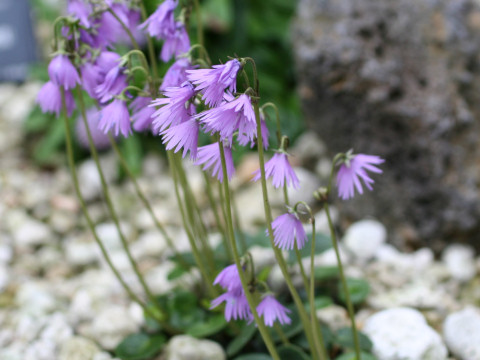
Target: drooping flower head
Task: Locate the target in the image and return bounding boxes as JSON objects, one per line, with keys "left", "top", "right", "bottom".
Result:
{"left": 270, "top": 212, "right": 307, "bottom": 251}
{"left": 213, "top": 264, "right": 243, "bottom": 294}
{"left": 75, "top": 107, "right": 112, "bottom": 150}
{"left": 67, "top": 0, "right": 92, "bottom": 28}
{"left": 195, "top": 142, "right": 235, "bottom": 182}
{"left": 140, "top": 0, "right": 177, "bottom": 40}
{"left": 161, "top": 118, "right": 199, "bottom": 159}
{"left": 256, "top": 295, "right": 291, "bottom": 327}
{"left": 151, "top": 82, "right": 196, "bottom": 133}
{"left": 253, "top": 152, "right": 299, "bottom": 189}
{"left": 130, "top": 96, "right": 156, "bottom": 132}
{"left": 95, "top": 52, "right": 127, "bottom": 104}
{"left": 48, "top": 54, "right": 80, "bottom": 90}
{"left": 238, "top": 115, "right": 269, "bottom": 150}
{"left": 210, "top": 291, "right": 252, "bottom": 322}
{"left": 336, "top": 151, "right": 384, "bottom": 200}
{"left": 98, "top": 99, "right": 131, "bottom": 138}
{"left": 187, "top": 59, "right": 241, "bottom": 107}
{"left": 160, "top": 22, "right": 191, "bottom": 62}
{"left": 196, "top": 94, "right": 256, "bottom": 143}
{"left": 37, "top": 81, "right": 75, "bottom": 116}
{"left": 161, "top": 57, "right": 194, "bottom": 90}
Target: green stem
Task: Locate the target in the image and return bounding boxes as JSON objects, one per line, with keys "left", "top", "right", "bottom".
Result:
{"left": 76, "top": 89, "right": 158, "bottom": 306}
{"left": 253, "top": 101, "right": 320, "bottom": 360}
{"left": 60, "top": 89, "right": 175, "bottom": 332}
{"left": 107, "top": 8, "right": 140, "bottom": 50}
{"left": 231, "top": 188, "right": 247, "bottom": 254}
{"left": 192, "top": 0, "right": 204, "bottom": 47}
{"left": 325, "top": 203, "right": 361, "bottom": 360}
{"left": 309, "top": 219, "right": 329, "bottom": 360}
{"left": 138, "top": 1, "right": 159, "bottom": 84}
{"left": 168, "top": 152, "right": 217, "bottom": 296}
{"left": 108, "top": 136, "right": 189, "bottom": 269}
{"left": 218, "top": 141, "right": 280, "bottom": 360}
{"left": 202, "top": 172, "right": 232, "bottom": 261}
{"left": 261, "top": 102, "right": 281, "bottom": 147}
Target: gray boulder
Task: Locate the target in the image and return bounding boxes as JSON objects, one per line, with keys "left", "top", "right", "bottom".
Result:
{"left": 293, "top": 0, "right": 480, "bottom": 250}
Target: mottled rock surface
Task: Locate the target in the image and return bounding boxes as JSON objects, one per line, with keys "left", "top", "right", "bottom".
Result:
{"left": 293, "top": 0, "right": 480, "bottom": 251}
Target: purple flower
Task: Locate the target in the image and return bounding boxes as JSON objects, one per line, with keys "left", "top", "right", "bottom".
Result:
{"left": 196, "top": 94, "right": 255, "bottom": 143}
{"left": 130, "top": 97, "right": 156, "bottom": 132}
{"left": 140, "top": 0, "right": 177, "bottom": 40}
{"left": 238, "top": 117, "right": 269, "bottom": 150}
{"left": 151, "top": 82, "right": 196, "bottom": 133}
{"left": 95, "top": 52, "right": 127, "bottom": 104}
{"left": 270, "top": 213, "right": 307, "bottom": 250}
{"left": 98, "top": 99, "right": 131, "bottom": 138}
{"left": 75, "top": 107, "right": 112, "bottom": 150}
{"left": 48, "top": 55, "right": 80, "bottom": 90}
{"left": 187, "top": 59, "right": 241, "bottom": 107}
{"left": 161, "top": 118, "right": 199, "bottom": 159}
{"left": 161, "top": 58, "right": 194, "bottom": 90}
{"left": 256, "top": 295, "right": 291, "bottom": 327}
{"left": 195, "top": 143, "right": 235, "bottom": 182}
{"left": 211, "top": 291, "right": 252, "bottom": 322}
{"left": 80, "top": 62, "right": 100, "bottom": 98}
{"left": 253, "top": 152, "right": 299, "bottom": 189}
{"left": 336, "top": 153, "right": 384, "bottom": 200}
{"left": 95, "top": 5, "right": 130, "bottom": 47}
{"left": 37, "top": 81, "right": 75, "bottom": 116}
{"left": 213, "top": 264, "right": 242, "bottom": 293}
{"left": 160, "top": 22, "right": 191, "bottom": 62}
{"left": 67, "top": 0, "right": 92, "bottom": 28}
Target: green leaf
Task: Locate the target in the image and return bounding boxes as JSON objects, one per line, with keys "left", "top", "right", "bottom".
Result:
{"left": 312, "top": 296, "right": 334, "bottom": 312}
{"left": 167, "top": 265, "right": 188, "bottom": 281}
{"left": 120, "top": 136, "right": 143, "bottom": 176}
{"left": 314, "top": 266, "right": 339, "bottom": 281}
{"left": 335, "top": 352, "right": 377, "bottom": 360}
{"left": 233, "top": 354, "right": 272, "bottom": 360}
{"left": 187, "top": 314, "right": 227, "bottom": 338}
{"left": 338, "top": 278, "right": 370, "bottom": 305}
{"left": 293, "top": 324, "right": 334, "bottom": 350}
{"left": 277, "top": 344, "right": 311, "bottom": 360}
{"left": 334, "top": 328, "right": 373, "bottom": 352}
{"left": 115, "top": 333, "right": 166, "bottom": 360}
{"left": 288, "top": 233, "right": 332, "bottom": 263}
{"left": 227, "top": 324, "right": 257, "bottom": 357}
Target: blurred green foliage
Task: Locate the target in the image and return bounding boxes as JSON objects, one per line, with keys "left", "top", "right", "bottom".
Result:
{"left": 26, "top": 0, "right": 304, "bottom": 169}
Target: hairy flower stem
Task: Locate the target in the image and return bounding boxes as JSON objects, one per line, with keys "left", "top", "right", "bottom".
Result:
{"left": 325, "top": 203, "right": 361, "bottom": 360}
{"left": 108, "top": 137, "right": 189, "bottom": 269}
{"left": 253, "top": 102, "right": 321, "bottom": 360}
{"left": 218, "top": 142, "right": 280, "bottom": 360}
{"left": 261, "top": 102, "right": 281, "bottom": 146}
{"left": 76, "top": 88, "right": 158, "bottom": 307}
{"left": 60, "top": 90, "right": 178, "bottom": 332}
{"left": 167, "top": 152, "right": 217, "bottom": 296}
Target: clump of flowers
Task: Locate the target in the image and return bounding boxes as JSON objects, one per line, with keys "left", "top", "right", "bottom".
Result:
{"left": 37, "top": 1, "right": 385, "bottom": 360}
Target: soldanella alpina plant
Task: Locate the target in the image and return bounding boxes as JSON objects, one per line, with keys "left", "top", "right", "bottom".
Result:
{"left": 37, "top": 1, "right": 384, "bottom": 359}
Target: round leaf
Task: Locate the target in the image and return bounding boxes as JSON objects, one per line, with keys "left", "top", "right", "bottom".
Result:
{"left": 338, "top": 278, "right": 370, "bottom": 305}
{"left": 115, "top": 333, "right": 166, "bottom": 360}
{"left": 187, "top": 314, "right": 227, "bottom": 338}
{"left": 227, "top": 324, "right": 258, "bottom": 357}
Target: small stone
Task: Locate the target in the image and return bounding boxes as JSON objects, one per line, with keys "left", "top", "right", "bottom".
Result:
{"left": 165, "top": 335, "right": 225, "bottom": 360}
{"left": 40, "top": 313, "right": 73, "bottom": 343}
{"left": 313, "top": 206, "right": 339, "bottom": 234}
{"left": 64, "top": 237, "right": 98, "bottom": 267}
{"left": 16, "top": 283, "right": 58, "bottom": 317}
{"left": 343, "top": 219, "right": 387, "bottom": 262}
{"left": 291, "top": 132, "right": 327, "bottom": 165}
{"left": 78, "top": 155, "right": 117, "bottom": 201}
{"left": 23, "top": 339, "right": 56, "bottom": 360}
{"left": 95, "top": 222, "right": 133, "bottom": 252}
{"left": 59, "top": 336, "right": 100, "bottom": 360}
{"left": 316, "top": 304, "right": 349, "bottom": 331}
{"left": 444, "top": 307, "right": 480, "bottom": 360}
{"left": 88, "top": 306, "right": 140, "bottom": 350}
{"left": 363, "top": 307, "right": 448, "bottom": 360}
{"left": 288, "top": 167, "right": 321, "bottom": 206}
{"left": 13, "top": 218, "right": 52, "bottom": 247}
{"left": 130, "top": 230, "right": 168, "bottom": 260}
{"left": 442, "top": 244, "right": 477, "bottom": 282}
